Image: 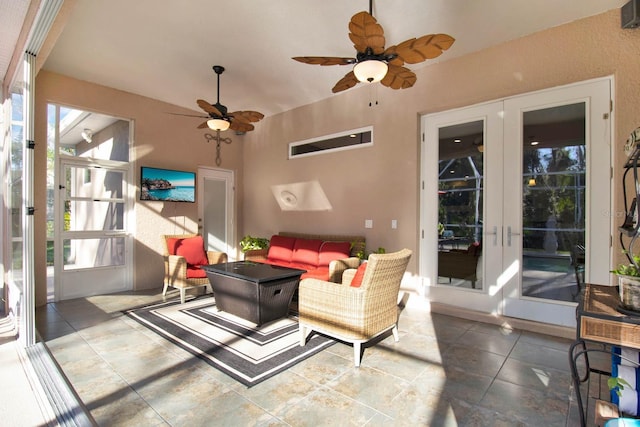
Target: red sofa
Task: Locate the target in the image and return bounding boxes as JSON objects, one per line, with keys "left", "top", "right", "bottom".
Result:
{"left": 244, "top": 232, "right": 365, "bottom": 282}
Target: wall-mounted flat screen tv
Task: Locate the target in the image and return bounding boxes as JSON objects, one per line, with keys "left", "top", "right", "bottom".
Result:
{"left": 140, "top": 166, "right": 196, "bottom": 202}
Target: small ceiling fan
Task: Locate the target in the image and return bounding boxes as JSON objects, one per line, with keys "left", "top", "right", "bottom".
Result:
{"left": 176, "top": 65, "right": 264, "bottom": 132}
{"left": 292, "top": 0, "right": 455, "bottom": 93}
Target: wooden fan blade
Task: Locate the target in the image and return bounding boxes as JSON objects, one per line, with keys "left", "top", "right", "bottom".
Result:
{"left": 197, "top": 99, "right": 223, "bottom": 116}
{"left": 348, "top": 11, "right": 385, "bottom": 55}
{"left": 197, "top": 121, "right": 209, "bottom": 129}
{"left": 167, "top": 112, "right": 209, "bottom": 118}
{"left": 332, "top": 71, "right": 359, "bottom": 93}
{"left": 380, "top": 64, "right": 417, "bottom": 90}
{"left": 229, "top": 110, "right": 264, "bottom": 123}
{"left": 292, "top": 56, "right": 356, "bottom": 66}
{"left": 229, "top": 120, "right": 255, "bottom": 132}
{"left": 387, "top": 34, "right": 455, "bottom": 65}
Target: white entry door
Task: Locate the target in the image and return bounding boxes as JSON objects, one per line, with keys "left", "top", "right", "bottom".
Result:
{"left": 57, "top": 157, "right": 133, "bottom": 299}
{"left": 501, "top": 79, "right": 611, "bottom": 326}
{"left": 197, "top": 167, "right": 235, "bottom": 260}
{"left": 421, "top": 78, "right": 612, "bottom": 327}
{"left": 421, "top": 101, "right": 505, "bottom": 314}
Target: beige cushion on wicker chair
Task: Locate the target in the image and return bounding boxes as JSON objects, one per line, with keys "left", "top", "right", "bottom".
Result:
{"left": 162, "top": 234, "right": 228, "bottom": 303}
{"left": 298, "top": 248, "right": 412, "bottom": 367}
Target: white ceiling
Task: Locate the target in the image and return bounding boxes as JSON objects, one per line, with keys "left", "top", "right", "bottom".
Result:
{"left": 0, "top": 0, "right": 30, "bottom": 85}
{"left": 3, "top": 0, "right": 629, "bottom": 119}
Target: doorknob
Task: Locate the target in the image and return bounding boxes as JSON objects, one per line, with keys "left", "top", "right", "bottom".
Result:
{"left": 507, "top": 226, "right": 521, "bottom": 246}
{"left": 484, "top": 226, "right": 498, "bottom": 246}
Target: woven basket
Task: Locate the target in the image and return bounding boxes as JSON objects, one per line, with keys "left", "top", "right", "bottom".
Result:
{"left": 618, "top": 275, "right": 640, "bottom": 311}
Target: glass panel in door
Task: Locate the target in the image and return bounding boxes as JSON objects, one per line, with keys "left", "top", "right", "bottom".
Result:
{"left": 203, "top": 178, "right": 227, "bottom": 254}
{"left": 521, "top": 104, "right": 585, "bottom": 303}
{"left": 438, "top": 120, "right": 484, "bottom": 290}
{"left": 198, "top": 167, "right": 235, "bottom": 260}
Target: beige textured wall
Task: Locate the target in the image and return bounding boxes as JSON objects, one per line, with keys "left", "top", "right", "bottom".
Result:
{"left": 33, "top": 10, "right": 640, "bottom": 305}
{"left": 34, "top": 72, "right": 244, "bottom": 305}
{"left": 242, "top": 9, "right": 640, "bottom": 274}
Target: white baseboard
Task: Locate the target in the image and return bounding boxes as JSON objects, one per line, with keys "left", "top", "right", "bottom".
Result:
{"left": 428, "top": 301, "right": 575, "bottom": 340}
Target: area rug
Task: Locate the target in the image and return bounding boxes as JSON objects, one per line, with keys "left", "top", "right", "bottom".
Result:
{"left": 124, "top": 296, "right": 335, "bottom": 387}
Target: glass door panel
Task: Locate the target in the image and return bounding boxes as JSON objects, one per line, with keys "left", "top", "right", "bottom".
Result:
{"left": 64, "top": 165, "right": 125, "bottom": 232}
{"left": 438, "top": 120, "right": 484, "bottom": 290}
{"left": 63, "top": 237, "right": 125, "bottom": 270}
{"left": 521, "top": 104, "right": 586, "bottom": 302}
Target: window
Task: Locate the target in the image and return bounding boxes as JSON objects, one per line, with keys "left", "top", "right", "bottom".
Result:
{"left": 9, "top": 90, "right": 24, "bottom": 280}
{"left": 289, "top": 126, "right": 372, "bottom": 159}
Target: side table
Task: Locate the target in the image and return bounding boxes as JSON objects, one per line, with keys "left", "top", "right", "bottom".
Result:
{"left": 571, "top": 283, "right": 640, "bottom": 426}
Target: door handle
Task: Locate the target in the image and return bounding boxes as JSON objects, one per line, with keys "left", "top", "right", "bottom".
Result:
{"left": 507, "top": 226, "right": 521, "bottom": 247}
{"left": 484, "top": 226, "right": 498, "bottom": 246}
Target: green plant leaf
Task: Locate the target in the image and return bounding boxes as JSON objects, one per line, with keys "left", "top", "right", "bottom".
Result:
{"left": 239, "top": 235, "right": 269, "bottom": 252}
{"left": 608, "top": 376, "right": 632, "bottom": 398}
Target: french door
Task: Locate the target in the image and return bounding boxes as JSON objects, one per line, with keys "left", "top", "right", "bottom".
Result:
{"left": 420, "top": 78, "right": 612, "bottom": 327}
{"left": 197, "top": 167, "right": 235, "bottom": 260}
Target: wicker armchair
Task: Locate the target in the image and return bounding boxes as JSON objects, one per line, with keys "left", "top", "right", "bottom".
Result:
{"left": 298, "top": 248, "right": 412, "bottom": 367}
{"left": 162, "top": 234, "right": 228, "bottom": 304}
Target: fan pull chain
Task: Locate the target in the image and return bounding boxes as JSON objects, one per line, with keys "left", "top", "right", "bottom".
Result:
{"left": 368, "top": 84, "right": 379, "bottom": 107}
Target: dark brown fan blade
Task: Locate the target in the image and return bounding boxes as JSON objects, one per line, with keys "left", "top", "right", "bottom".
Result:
{"left": 386, "top": 34, "right": 455, "bottom": 66}
{"left": 348, "top": 11, "right": 385, "bottom": 55}
{"left": 167, "top": 112, "right": 208, "bottom": 118}
{"left": 229, "top": 120, "right": 255, "bottom": 132}
{"left": 197, "top": 121, "right": 209, "bottom": 129}
{"left": 332, "top": 71, "right": 359, "bottom": 93}
{"left": 292, "top": 56, "right": 356, "bottom": 66}
{"left": 229, "top": 111, "right": 264, "bottom": 123}
{"left": 197, "top": 99, "right": 223, "bottom": 116}
{"left": 380, "top": 64, "right": 417, "bottom": 90}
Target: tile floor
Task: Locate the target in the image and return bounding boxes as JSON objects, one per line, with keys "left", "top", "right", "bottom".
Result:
{"left": 34, "top": 289, "right": 594, "bottom": 426}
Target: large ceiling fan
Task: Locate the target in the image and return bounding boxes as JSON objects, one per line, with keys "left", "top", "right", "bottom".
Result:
{"left": 181, "top": 65, "right": 264, "bottom": 132}
{"left": 292, "top": 1, "right": 455, "bottom": 93}
{"left": 171, "top": 65, "right": 264, "bottom": 166}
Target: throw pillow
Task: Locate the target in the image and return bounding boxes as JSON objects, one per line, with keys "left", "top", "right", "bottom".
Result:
{"left": 171, "top": 236, "right": 209, "bottom": 266}
{"left": 292, "top": 239, "right": 323, "bottom": 266}
{"left": 166, "top": 237, "right": 182, "bottom": 255}
{"left": 318, "top": 241, "right": 351, "bottom": 266}
{"left": 267, "top": 235, "right": 296, "bottom": 262}
{"left": 350, "top": 262, "right": 368, "bottom": 287}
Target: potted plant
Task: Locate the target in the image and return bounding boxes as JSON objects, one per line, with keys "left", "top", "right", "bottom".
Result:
{"left": 239, "top": 235, "right": 269, "bottom": 253}
{"left": 354, "top": 246, "right": 385, "bottom": 262}
{"left": 611, "top": 253, "right": 640, "bottom": 312}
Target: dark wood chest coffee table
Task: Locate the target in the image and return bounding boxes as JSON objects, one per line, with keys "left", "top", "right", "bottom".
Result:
{"left": 202, "top": 261, "right": 306, "bottom": 326}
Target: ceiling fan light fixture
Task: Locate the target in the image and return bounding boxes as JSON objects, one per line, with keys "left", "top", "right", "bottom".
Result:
{"left": 353, "top": 60, "right": 388, "bottom": 83}
{"left": 207, "top": 118, "right": 230, "bottom": 131}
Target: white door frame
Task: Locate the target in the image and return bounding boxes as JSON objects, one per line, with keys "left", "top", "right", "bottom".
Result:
{"left": 197, "top": 166, "right": 235, "bottom": 260}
